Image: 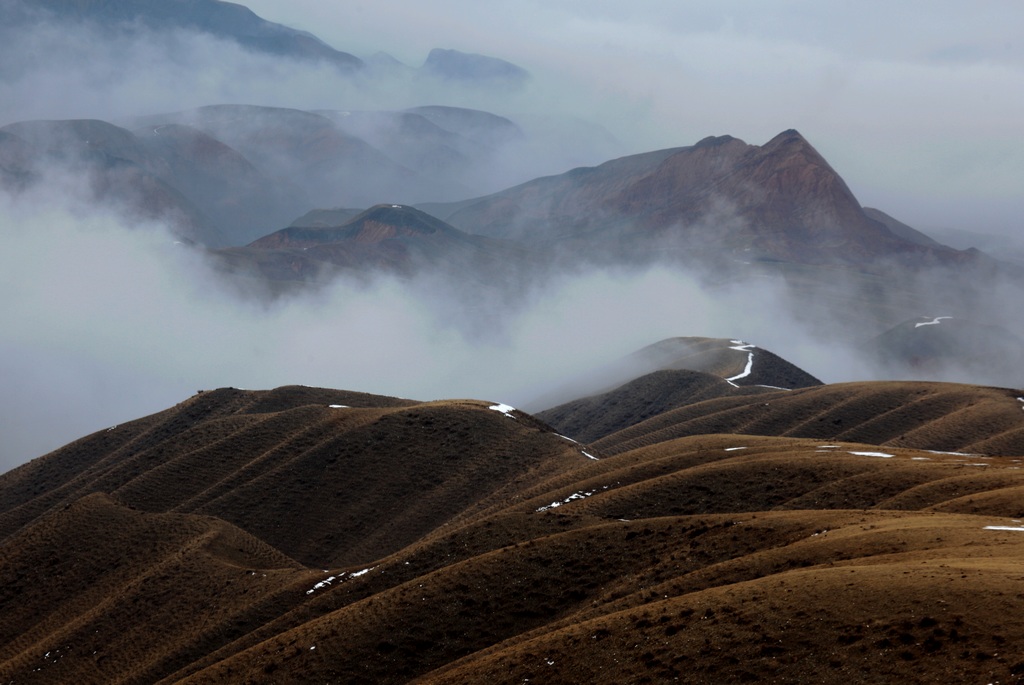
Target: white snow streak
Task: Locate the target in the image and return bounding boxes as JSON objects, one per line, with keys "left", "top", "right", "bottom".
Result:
{"left": 915, "top": 316, "right": 952, "bottom": 328}
{"left": 306, "top": 567, "right": 375, "bottom": 595}
{"left": 725, "top": 340, "right": 756, "bottom": 386}
{"left": 849, "top": 451, "right": 894, "bottom": 458}
{"left": 724, "top": 447, "right": 747, "bottom": 452}
{"left": 328, "top": 404, "right": 349, "bottom": 409}
{"left": 537, "top": 485, "right": 611, "bottom": 511}
{"left": 983, "top": 526, "right": 1024, "bottom": 532}
{"left": 489, "top": 403, "right": 517, "bottom": 418}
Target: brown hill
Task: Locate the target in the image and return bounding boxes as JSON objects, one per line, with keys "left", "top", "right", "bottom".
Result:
{"left": 537, "top": 368, "right": 775, "bottom": 444}
{"left": 0, "top": 492, "right": 310, "bottom": 684}
{"left": 0, "top": 386, "right": 588, "bottom": 567}
{"left": 171, "top": 436, "right": 1024, "bottom": 683}
{"left": 630, "top": 336, "right": 823, "bottom": 389}
{"left": 6, "top": 387, "right": 1024, "bottom": 682}
{"left": 529, "top": 336, "right": 822, "bottom": 421}
{"left": 591, "top": 380, "right": 1024, "bottom": 457}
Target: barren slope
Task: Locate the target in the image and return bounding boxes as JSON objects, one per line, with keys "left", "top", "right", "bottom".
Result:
{"left": 590, "top": 381, "right": 1024, "bottom": 457}
{"left": 5, "top": 389, "right": 1024, "bottom": 683}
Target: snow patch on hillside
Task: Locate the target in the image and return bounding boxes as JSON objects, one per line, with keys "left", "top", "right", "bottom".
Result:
{"left": 306, "top": 567, "right": 376, "bottom": 595}
{"left": 726, "top": 340, "right": 755, "bottom": 386}
{"left": 537, "top": 484, "right": 612, "bottom": 511}
{"left": 915, "top": 316, "right": 952, "bottom": 328}
{"left": 489, "top": 403, "right": 516, "bottom": 418}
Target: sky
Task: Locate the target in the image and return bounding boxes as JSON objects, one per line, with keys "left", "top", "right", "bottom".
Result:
{"left": 1, "top": 1, "right": 1022, "bottom": 471}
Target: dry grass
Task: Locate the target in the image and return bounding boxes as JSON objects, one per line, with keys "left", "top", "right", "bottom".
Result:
{"left": 4, "top": 387, "right": 1024, "bottom": 683}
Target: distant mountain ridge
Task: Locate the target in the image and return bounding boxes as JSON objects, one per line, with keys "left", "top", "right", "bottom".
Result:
{"left": 5, "top": 0, "right": 365, "bottom": 70}
{"left": 439, "top": 129, "right": 976, "bottom": 267}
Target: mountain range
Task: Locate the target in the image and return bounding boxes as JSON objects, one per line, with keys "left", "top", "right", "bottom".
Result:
{"left": 3, "top": 103, "right": 1021, "bottom": 384}
{"left": 0, "top": 0, "right": 532, "bottom": 87}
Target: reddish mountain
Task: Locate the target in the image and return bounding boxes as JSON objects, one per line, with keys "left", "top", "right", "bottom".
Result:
{"left": 441, "top": 130, "right": 977, "bottom": 267}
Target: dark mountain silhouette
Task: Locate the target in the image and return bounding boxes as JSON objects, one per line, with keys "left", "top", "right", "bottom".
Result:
{"left": 5, "top": 375, "right": 1024, "bottom": 683}
{"left": 4, "top": 0, "right": 364, "bottom": 71}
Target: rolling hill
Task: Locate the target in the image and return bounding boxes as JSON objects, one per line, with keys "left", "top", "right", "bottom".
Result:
{"left": 4, "top": 362, "right": 1024, "bottom": 682}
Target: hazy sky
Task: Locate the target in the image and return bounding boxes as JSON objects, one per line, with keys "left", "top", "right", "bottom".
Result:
{"left": 241, "top": 0, "right": 1024, "bottom": 234}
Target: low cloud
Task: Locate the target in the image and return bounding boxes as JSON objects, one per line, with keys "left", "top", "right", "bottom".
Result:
{"left": 1, "top": 170, "right": 875, "bottom": 472}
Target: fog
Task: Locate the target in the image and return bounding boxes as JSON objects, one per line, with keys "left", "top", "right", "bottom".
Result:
{"left": 2, "top": 2, "right": 1023, "bottom": 471}
{"left": 1, "top": 170, "right": 862, "bottom": 471}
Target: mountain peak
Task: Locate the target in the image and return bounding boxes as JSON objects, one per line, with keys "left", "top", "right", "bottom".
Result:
{"left": 762, "top": 128, "right": 818, "bottom": 154}
{"left": 692, "top": 134, "right": 740, "bottom": 150}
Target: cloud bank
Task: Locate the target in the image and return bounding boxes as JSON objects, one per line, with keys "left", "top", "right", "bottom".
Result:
{"left": 1, "top": 170, "right": 874, "bottom": 472}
